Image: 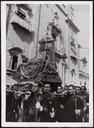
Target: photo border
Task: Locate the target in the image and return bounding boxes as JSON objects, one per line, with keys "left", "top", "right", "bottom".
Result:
{"left": 1, "top": 1, "right": 93, "bottom": 127}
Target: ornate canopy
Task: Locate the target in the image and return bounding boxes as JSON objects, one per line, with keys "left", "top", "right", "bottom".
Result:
{"left": 12, "top": 58, "right": 62, "bottom": 84}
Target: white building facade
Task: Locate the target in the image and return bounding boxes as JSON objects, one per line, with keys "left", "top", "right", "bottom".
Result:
{"left": 6, "top": 4, "right": 88, "bottom": 88}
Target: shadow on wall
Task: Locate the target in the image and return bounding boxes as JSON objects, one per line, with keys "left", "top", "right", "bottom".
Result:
{"left": 12, "top": 23, "right": 35, "bottom": 44}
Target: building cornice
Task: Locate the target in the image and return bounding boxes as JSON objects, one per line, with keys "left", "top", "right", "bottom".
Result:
{"left": 66, "top": 18, "right": 80, "bottom": 33}
{"left": 56, "top": 4, "right": 68, "bottom": 17}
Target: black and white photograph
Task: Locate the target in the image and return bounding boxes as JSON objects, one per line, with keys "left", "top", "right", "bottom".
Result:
{"left": 1, "top": 1, "right": 93, "bottom": 127}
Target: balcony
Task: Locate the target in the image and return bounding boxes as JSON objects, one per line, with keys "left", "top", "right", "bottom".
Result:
{"left": 70, "top": 47, "right": 78, "bottom": 60}
{"left": 10, "top": 12, "right": 32, "bottom": 32}
{"left": 55, "top": 48, "right": 67, "bottom": 60}
{"left": 49, "top": 22, "right": 61, "bottom": 40}
{"left": 55, "top": 48, "right": 63, "bottom": 56}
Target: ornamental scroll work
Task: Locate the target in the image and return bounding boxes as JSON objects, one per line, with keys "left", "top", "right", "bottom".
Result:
{"left": 20, "top": 60, "right": 45, "bottom": 79}
{"left": 17, "top": 59, "right": 56, "bottom": 80}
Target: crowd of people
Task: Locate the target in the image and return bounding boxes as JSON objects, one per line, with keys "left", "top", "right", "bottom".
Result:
{"left": 6, "top": 82, "right": 89, "bottom": 122}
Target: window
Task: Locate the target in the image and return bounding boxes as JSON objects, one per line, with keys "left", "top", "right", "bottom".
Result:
{"left": 16, "top": 4, "right": 32, "bottom": 21}
{"left": 81, "top": 57, "right": 87, "bottom": 67}
{"left": 11, "top": 56, "right": 18, "bottom": 70}
{"left": 8, "top": 47, "right": 23, "bottom": 70}
{"left": 16, "top": 8, "right": 27, "bottom": 20}
{"left": 71, "top": 69, "right": 76, "bottom": 77}
{"left": 11, "top": 4, "right": 33, "bottom": 32}
{"left": 84, "top": 81, "right": 86, "bottom": 86}
{"left": 70, "top": 34, "right": 77, "bottom": 55}
{"left": 71, "top": 40, "right": 75, "bottom": 48}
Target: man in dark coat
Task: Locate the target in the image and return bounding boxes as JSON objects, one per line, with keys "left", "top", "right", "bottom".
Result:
{"left": 6, "top": 90, "right": 19, "bottom": 122}
{"left": 40, "top": 83, "right": 55, "bottom": 122}
{"left": 74, "top": 86, "right": 84, "bottom": 122}
{"left": 61, "top": 84, "right": 76, "bottom": 122}
{"left": 53, "top": 86, "right": 65, "bottom": 122}
{"left": 27, "top": 82, "right": 43, "bottom": 122}
{"left": 22, "top": 91, "right": 31, "bottom": 122}
{"left": 80, "top": 86, "right": 89, "bottom": 122}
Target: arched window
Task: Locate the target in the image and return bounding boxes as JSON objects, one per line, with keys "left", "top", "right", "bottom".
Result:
{"left": 11, "top": 56, "right": 18, "bottom": 70}
{"left": 8, "top": 47, "right": 23, "bottom": 70}
{"left": 71, "top": 69, "right": 76, "bottom": 77}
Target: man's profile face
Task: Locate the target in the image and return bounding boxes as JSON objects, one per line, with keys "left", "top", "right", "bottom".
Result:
{"left": 32, "top": 83, "right": 39, "bottom": 93}
{"left": 43, "top": 84, "right": 51, "bottom": 93}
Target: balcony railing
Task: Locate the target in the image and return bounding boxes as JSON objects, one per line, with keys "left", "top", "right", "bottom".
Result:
{"left": 10, "top": 12, "right": 32, "bottom": 32}
{"left": 55, "top": 48, "right": 67, "bottom": 60}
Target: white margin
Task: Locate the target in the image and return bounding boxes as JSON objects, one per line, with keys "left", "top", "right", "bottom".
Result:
{"left": 1, "top": 1, "right": 93, "bottom": 127}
